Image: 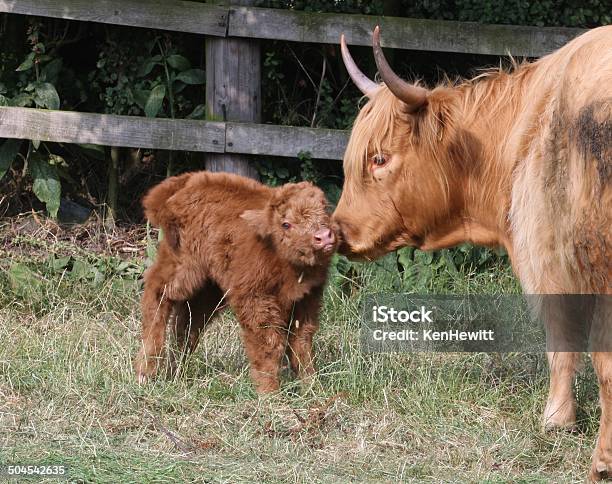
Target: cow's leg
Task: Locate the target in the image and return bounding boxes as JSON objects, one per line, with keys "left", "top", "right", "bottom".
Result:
{"left": 234, "top": 297, "right": 287, "bottom": 394}
{"left": 540, "top": 295, "right": 582, "bottom": 430}
{"left": 543, "top": 351, "right": 579, "bottom": 430}
{"left": 286, "top": 286, "right": 323, "bottom": 384}
{"left": 134, "top": 264, "right": 175, "bottom": 383}
{"left": 590, "top": 352, "right": 612, "bottom": 481}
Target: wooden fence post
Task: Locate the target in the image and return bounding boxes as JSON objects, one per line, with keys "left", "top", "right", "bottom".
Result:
{"left": 205, "top": 0, "right": 260, "bottom": 179}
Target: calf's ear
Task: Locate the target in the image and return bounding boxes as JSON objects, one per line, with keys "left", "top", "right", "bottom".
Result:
{"left": 240, "top": 209, "right": 270, "bottom": 238}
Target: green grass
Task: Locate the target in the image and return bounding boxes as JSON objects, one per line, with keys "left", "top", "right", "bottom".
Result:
{"left": 0, "top": 241, "right": 601, "bottom": 483}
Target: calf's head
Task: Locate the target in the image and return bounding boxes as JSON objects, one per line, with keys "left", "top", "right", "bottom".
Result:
{"left": 241, "top": 182, "right": 338, "bottom": 266}
{"left": 333, "top": 27, "right": 463, "bottom": 260}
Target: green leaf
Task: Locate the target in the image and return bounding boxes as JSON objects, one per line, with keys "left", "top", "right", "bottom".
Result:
{"left": 441, "top": 249, "right": 459, "bottom": 274}
{"left": 144, "top": 84, "right": 166, "bottom": 118}
{"left": 175, "top": 69, "right": 205, "bottom": 85}
{"left": 50, "top": 255, "right": 71, "bottom": 272}
{"left": 0, "top": 94, "right": 8, "bottom": 107}
{"left": 32, "top": 139, "right": 40, "bottom": 150}
{"left": 137, "top": 58, "right": 159, "bottom": 78}
{"left": 186, "top": 104, "right": 206, "bottom": 119}
{"left": 16, "top": 52, "right": 35, "bottom": 72}
{"left": 78, "top": 144, "right": 106, "bottom": 161}
{"left": 49, "top": 153, "right": 68, "bottom": 167}
{"left": 42, "top": 58, "right": 63, "bottom": 83}
{"left": 34, "top": 82, "right": 60, "bottom": 110}
{"left": 397, "top": 247, "right": 414, "bottom": 270}
{"left": 30, "top": 154, "right": 61, "bottom": 218}
{"left": 414, "top": 250, "right": 434, "bottom": 265}
{"left": 166, "top": 54, "right": 191, "bottom": 71}
{"left": 10, "top": 93, "right": 32, "bottom": 107}
{"left": 133, "top": 89, "right": 151, "bottom": 110}
{"left": 8, "top": 262, "right": 42, "bottom": 298}
{"left": 276, "top": 166, "right": 289, "bottom": 178}
{"left": 70, "top": 259, "right": 92, "bottom": 280}
{"left": 173, "top": 81, "right": 187, "bottom": 94}
{"left": 0, "top": 138, "right": 22, "bottom": 180}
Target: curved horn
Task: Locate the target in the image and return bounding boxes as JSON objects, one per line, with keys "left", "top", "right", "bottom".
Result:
{"left": 372, "top": 25, "right": 427, "bottom": 111}
{"left": 340, "top": 33, "right": 378, "bottom": 95}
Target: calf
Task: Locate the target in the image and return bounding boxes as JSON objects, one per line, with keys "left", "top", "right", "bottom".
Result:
{"left": 134, "top": 171, "right": 338, "bottom": 393}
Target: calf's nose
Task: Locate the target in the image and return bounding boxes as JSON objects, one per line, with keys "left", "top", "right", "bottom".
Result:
{"left": 313, "top": 228, "right": 335, "bottom": 250}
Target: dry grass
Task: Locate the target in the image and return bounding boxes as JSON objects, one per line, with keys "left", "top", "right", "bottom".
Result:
{"left": 0, "top": 219, "right": 601, "bottom": 483}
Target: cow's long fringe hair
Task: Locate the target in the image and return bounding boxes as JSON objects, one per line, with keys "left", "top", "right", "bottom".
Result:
{"left": 342, "top": 57, "right": 537, "bottom": 195}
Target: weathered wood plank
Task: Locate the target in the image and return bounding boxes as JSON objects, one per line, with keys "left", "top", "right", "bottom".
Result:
{"left": 0, "top": 0, "right": 228, "bottom": 36}
{"left": 0, "top": 107, "right": 349, "bottom": 159}
{"left": 205, "top": 1, "right": 261, "bottom": 179}
{"left": 0, "top": 107, "right": 226, "bottom": 152}
{"left": 229, "top": 6, "right": 586, "bottom": 57}
{"left": 226, "top": 122, "right": 348, "bottom": 160}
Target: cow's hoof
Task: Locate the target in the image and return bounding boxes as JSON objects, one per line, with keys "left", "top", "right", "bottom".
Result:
{"left": 542, "top": 398, "right": 576, "bottom": 432}
{"left": 589, "top": 443, "right": 612, "bottom": 482}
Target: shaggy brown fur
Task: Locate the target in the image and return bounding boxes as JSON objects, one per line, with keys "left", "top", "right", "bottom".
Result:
{"left": 335, "top": 26, "right": 611, "bottom": 480}
{"left": 134, "top": 171, "right": 338, "bottom": 393}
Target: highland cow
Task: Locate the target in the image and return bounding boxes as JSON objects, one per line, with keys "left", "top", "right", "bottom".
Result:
{"left": 335, "top": 26, "right": 611, "bottom": 480}
{"left": 133, "top": 171, "right": 337, "bottom": 393}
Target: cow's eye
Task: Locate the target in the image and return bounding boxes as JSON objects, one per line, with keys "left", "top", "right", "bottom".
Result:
{"left": 281, "top": 222, "right": 291, "bottom": 230}
{"left": 371, "top": 154, "right": 387, "bottom": 167}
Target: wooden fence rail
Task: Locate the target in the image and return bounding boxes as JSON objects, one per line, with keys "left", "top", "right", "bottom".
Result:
{"left": 0, "top": 1, "right": 587, "bottom": 163}
{"left": 0, "top": 107, "right": 349, "bottom": 160}
{"left": 0, "top": 0, "right": 585, "bottom": 57}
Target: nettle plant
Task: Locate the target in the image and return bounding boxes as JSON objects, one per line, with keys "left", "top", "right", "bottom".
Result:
{"left": 0, "top": 21, "right": 69, "bottom": 217}
{"left": 90, "top": 34, "right": 205, "bottom": 179}
{"left": 92, "top": 35, "right": 205, "bottom": 120}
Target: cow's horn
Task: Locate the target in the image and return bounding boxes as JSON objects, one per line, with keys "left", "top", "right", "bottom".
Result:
{"left": 372, "top": 26, "right": 428, "bottom": 111}
{"left": 340, "top": 33, "right": 378, "bottom": 95}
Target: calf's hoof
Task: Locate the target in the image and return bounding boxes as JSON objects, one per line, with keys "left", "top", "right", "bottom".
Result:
{"left": 133, "top": 351, "right": 159, "bottom": 383}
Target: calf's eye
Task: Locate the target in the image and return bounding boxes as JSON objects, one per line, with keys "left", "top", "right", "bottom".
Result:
{"left": 281, "top": 222, "right": 291, "bottom": 229}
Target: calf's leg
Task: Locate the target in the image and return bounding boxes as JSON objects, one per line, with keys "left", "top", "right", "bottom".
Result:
{"left": 286, "top": 287, "right": 323, "bottom": 384}
{"left": 234, "top": 297, "right": 287, "bottom": 394}
{"left": 173, "top": 282, "right": 225, "bottom": 354}
{"left": 134, "top": 265, "right": 175, "bottom": 382}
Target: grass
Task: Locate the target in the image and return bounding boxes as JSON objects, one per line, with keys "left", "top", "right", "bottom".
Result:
{"left": 0, "top": 221, "right": 602, "bottom": 483}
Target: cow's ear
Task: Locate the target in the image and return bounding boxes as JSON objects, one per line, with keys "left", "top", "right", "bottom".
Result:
{"left": 240, "top": 209, "right": 270, "bottom": 238}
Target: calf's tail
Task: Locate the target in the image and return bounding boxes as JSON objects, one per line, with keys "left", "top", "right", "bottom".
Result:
{"left": 142, "top": 172, "right": 191, "bottom": 249}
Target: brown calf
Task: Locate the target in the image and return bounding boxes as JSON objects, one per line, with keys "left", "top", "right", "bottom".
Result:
{"left": 134, "top": 171, "right": 337, "bottom": 393}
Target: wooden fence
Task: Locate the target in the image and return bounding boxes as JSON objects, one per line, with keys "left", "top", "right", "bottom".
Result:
{"left": 0, "top": 0, "right": 585, "bottom": 165}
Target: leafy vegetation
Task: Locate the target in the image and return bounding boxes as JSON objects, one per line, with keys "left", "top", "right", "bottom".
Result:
{"left": 2, "top": 2, "right": 606, "bottom": 221}
{"left": 258, "top": 0, "right": 610, "bottom": 27}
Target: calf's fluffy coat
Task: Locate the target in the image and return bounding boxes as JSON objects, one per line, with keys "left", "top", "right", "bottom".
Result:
{"left": 134, "top": 171, "right": 338, "bottom": 393}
